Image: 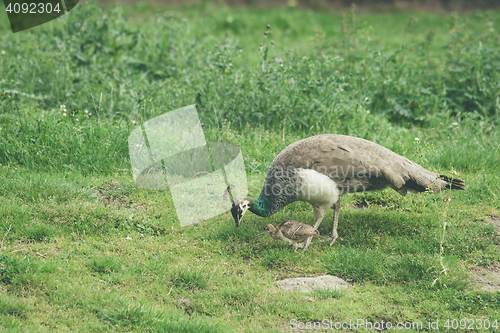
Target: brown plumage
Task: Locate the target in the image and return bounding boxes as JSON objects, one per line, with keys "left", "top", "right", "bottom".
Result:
{"left": 232, "top": 134, "right": 465, "bottom": 250}
{"left": 261, "top": 220, "right": 319, "bottom": 251}
{"left": 276, "top": 135, "right": 465, "bottom": 195}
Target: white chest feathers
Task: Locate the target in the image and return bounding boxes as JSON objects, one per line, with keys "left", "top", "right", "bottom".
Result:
{"left": 295, "top": 168, "right": 340, "bottom": 207}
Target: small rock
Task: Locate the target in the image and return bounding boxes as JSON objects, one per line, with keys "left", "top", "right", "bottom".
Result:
{"left": 276, "top": 275, "right": 350, "bottom": 293}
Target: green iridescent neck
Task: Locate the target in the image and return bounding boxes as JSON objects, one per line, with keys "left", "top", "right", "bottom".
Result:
{"left": 249, "top": 196, "right": 273, "bottom": 217}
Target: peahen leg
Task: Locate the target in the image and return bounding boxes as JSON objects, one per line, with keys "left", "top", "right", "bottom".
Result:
{"left": 329, "top": 199, "right": 342, "bottom": 246}
{"left": 301, "top": 205, "right": 328, "bottom": 250}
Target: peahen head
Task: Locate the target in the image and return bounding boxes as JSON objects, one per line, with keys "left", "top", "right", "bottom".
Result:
{"left": 231, "top": 199, "right": 251, "bottom": 227}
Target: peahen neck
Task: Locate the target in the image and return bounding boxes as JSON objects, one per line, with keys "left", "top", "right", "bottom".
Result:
{"left": 249, "top": 196, "right": 274, "bottom": 217}
{"left": 248, "top": 164, "right": 298, "bottom": 218}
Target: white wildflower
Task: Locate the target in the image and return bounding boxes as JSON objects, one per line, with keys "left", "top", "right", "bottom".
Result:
{"left": 415, "top": 138, "right": 420, "bottom": 141}
{"left": 452, "top": 122, "right": 458, "bottom": 126}
{"left": 62, "top": 113, "right": 67, "bottom": 116}
{"left": 0, "top": 51, "right": 5, "bottom": 55}
{"left": 84, "top": 109, "right": 89, "bottom": 114}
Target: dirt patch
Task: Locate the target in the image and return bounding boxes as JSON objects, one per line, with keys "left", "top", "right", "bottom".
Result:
{"left": 469, "top": 215, "right": 500, "bottom": 292}
{"left": 176, "top": 297, "right": 194, "bottom": 317}
{"left": 470, "top": 262, "right": 500, "bottom": 292}
{"left": 91, "top": 181, "right": 134, "bottom": 208}
{"left": 488, "top": 214, "right": 500, "bottom": 229}
{"left": 276, "top": 275, "right": 350, "bottom": 293}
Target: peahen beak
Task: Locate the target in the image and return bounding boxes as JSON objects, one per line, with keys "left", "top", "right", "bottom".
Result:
{"left": 231, "top": 202, "right": 240, "bottom": 228}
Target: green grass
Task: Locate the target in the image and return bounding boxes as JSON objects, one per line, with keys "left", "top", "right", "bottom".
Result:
{"left": 0, "top": 1, "right": 499, "bottom": 331}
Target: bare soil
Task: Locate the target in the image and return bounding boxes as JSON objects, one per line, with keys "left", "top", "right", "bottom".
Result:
{"left": 471, "top": 262, "right": 500, "bottom": 292}
{"left": 470, "top": 215, "right": 500, "bottom": 292}
{"left": 488, "top": 214, "right": 500, "bottom": 229}
{"left": 91, "top": 180, "right": 134, "bottom": 208}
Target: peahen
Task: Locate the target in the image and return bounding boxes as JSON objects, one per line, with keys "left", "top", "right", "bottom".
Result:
{"left": 231, "top": 134, "right": 465, "bottom": 250}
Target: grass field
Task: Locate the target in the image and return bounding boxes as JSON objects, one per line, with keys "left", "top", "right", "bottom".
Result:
{"left": 0, "top": 1, "right": 500, "bottom": 331}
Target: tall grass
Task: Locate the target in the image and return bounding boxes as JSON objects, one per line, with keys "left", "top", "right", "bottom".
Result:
{"left": 0, "top": 1, "right": 498, "bottom": 175}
